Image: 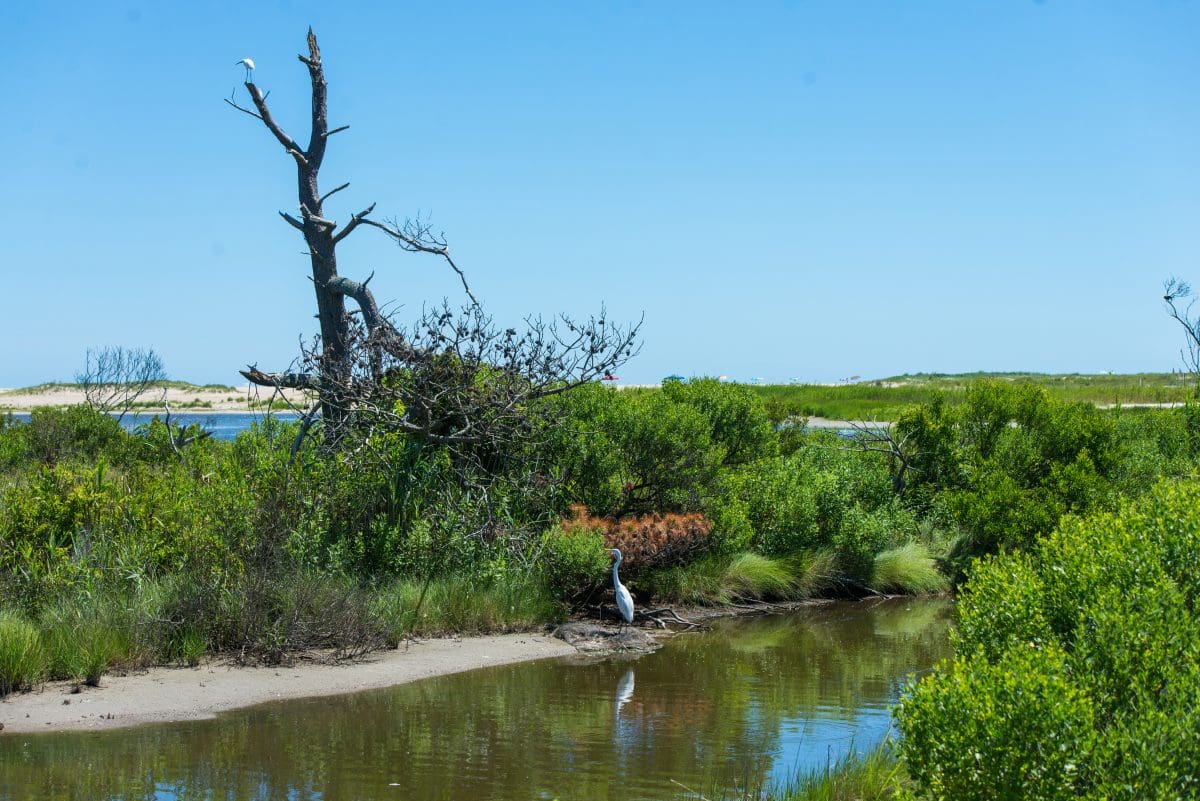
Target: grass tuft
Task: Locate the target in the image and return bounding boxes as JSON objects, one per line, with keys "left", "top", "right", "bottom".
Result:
{"left": 650, "top": 551, "right": 815, "bottom": 605}
{"left": 871, "top": 543, "right": 948, "bottom": 594}
{"left": 723, "top": 552, "right": 799, "bottom": 599}
{"left": 0, "top": 610, "right": 46, "bottom": 695}
{"left": 768, "top": 746, "right": 909, "bottom": 801}
{"left": 371, "top": 575, "right": 561, "bottom": 642}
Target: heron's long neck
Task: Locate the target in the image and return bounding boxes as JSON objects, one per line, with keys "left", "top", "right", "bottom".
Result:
{"left": 612, "top": 556, "right": 622, "bottom": 585}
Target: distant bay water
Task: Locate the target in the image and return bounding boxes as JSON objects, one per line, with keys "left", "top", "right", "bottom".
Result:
{"left": 5, "top": 411, "right": 300, "bottom": 441}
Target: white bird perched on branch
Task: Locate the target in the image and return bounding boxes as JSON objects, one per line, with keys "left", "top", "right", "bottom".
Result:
{"left": 610, "top": 548, "right": 634, "bottom": 629}
{"left": 235, "top": 58, "right": 255, "bottom": 83}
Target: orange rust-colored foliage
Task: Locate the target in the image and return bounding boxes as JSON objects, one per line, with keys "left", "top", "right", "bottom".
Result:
{"left": 563, "top": 504, "right": 712, "bottom": 571}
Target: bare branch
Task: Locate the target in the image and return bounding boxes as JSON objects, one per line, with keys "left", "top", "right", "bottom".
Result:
{"left": 363, "top": 217, "right": 479, "bottom": 306}
{"left": 241, "top": 83, "right": 308, "bottom": 167}
{"left": 279, "top": 211, "right": 304, "bottom": 231}
{"left": 299, "top": 28, "right": 329, "bottom": 170}
{"left": 241, "top": 367, "right": 322, "bottom": 391}
{"left": 319, "top": 182, "right": 350, "bottom": 205}
{"left": 1164, "top": 277, "right": 1200, "bottom": 376}
{"left": 332, "top": 202, "right": 377, "bottom": 244}
{"left": 224, "top": 97, "right": 264, "bottom": 121}
{"left": 323, "top": 125, "right": 350, "bottom": 138}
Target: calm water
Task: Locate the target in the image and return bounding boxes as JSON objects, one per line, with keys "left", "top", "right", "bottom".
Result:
{"left": 0, "top": 599, "right": 951, "bottom": 801}
{"left": 5, "top": 412, "right": 299, "bottom": 441}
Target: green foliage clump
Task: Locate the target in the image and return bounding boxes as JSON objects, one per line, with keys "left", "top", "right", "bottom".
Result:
{"left": 547, "top": 378, "right": 776, "bottom": 526}
{"left": 894, "top": 381, "right": 1195, "bottom": 574}
{"left": 548, "top": 383, "right": 726, "bottom": 516}
{"left": 661, "top": 377, "right": 777, "bottom": 466}
{"left": 537, "top": 523, "right": 609, "bottom": 602}
{"left": 0, "top": 405, "right": 125, "bottom": 468}
{"left": 899, "top": 643, "right": 1095, "bottom": 801}
{"left": 728, "top": 437, "right": 913, "bottom": 580}
{"left": 897, "top": 480, "right": 1200, "bottom": 799}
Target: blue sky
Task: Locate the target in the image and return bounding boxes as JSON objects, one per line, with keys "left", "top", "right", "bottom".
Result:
{"left": 1, "top": 1, "right": 1197, "bottom": 386}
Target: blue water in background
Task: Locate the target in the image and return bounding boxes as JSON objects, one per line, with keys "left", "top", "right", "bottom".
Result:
{"left": 4, "top": 411, "right": 300, "bottom": 441}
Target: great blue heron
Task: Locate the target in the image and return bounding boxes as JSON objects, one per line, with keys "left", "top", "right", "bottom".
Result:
{"left": 235, "top": 58, "right": 255, "bottom": 83}
{"left": 610, "top": 548, "right": 634, "bottom": 628}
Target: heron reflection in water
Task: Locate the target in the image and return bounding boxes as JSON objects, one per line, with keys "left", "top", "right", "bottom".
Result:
{"left": 615, "top": 668, "right": 635, "bottom": 714}
{"left": 613, "top": 666, "right": 639, "bottom": 757}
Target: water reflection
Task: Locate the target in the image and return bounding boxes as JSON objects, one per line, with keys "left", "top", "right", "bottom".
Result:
{"left": 0, "top": 598, "right": 952, "bottom": 801}
{"left": 615, "top": 668, "right": 636, "bottom": 713}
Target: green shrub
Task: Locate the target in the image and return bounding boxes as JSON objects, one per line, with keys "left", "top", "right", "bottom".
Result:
{"left": 661, "top": 377, "right": 777, "bottom": 466}
{"left": 538, "top": 523, "right": 609, "bottom": 602}
{"left": 898, "top": 643, "right": 1095, "bottom": 801}
{"left": 547, "top": 384, "right": 726, "bottom": 516}
{"left": 12, "top": 405, "right": 127, "bottom": 467}
{"left": 733, "top": 439, "right": 902, "bottom": 561}
{"left": 898, "top": 480, "right": 1200, "bottom": 799}
{"left": 0, "top": 609, "right": 45, "bottom": 695}
{"left": 833, "top": 505, "right": 902, "bottom": 580}
{"left": 895, "top": 381, "right": 1139, "bottom": 563}
{"left": 704, "top": 492, "right": 754, "bottom": 554}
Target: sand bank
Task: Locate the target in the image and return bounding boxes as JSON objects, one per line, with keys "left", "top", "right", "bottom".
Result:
{"left": 0, "top": 384, "right": 308, "bottom": 413}
{"left": 0, "top": 633, "right": 575, "bottom": 734}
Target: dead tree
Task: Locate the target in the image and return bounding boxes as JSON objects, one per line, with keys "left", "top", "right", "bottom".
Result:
{"left": 228, "top": 30, "right": 638, "bottom": 450}
{"left": 75, "top": 346, "right": 166, "bottom": 422}
{"left": 1164, "top": 277, "right": 1200, "bottom": 377}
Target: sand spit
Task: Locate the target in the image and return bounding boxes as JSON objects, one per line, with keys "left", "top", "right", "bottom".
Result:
{"left": 0, "top": 633, "right": 575, "bottom": 734}
{"left": 0, "top": 384, "right": 308, "bottom": 414}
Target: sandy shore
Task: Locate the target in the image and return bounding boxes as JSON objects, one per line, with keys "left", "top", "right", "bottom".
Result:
{"left": 0, "top": 384, "right": 308, "bottom": 413}
{"left": 0, "top": 633, "right": 575, "bottom": 734}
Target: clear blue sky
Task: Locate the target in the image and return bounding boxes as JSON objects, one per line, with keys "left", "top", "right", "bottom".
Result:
{"left": 1, "top": 1, "right": 1197, "bottom": 386}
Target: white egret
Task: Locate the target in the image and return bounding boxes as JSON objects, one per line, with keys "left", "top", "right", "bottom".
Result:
{"left": 610, "top": 548, "right": 634, "bottom": 628}
{"left": 235, "top": 58, "right": 255, "bottom": 82}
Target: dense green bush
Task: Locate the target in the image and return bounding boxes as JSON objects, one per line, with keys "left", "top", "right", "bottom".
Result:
{"left": 661, "top": 377, "right": 777, "bottom": 466}
{"left": 0, "top": 405, "right": 126, "bottom": 468}
{"left": 537, "top": 522, "right": 609, "bottom": 602}
{"left": 548, "top": 384, "right": 726, "bottom": 516}
{"left": 727, "top": 437, "right": 913, "bottom": 579}
{"left": 898, "top": 480, "right": 1200, "bottom": 799}
{"left": 895, "top": 382, "right": 1196, "bottom": 572}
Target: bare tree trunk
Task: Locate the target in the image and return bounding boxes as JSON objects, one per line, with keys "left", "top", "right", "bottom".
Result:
{"left": 228, "top": 29, "right": 640, "bottom": 457}
{"left": 230, "top": 30, "right": 352, "bottom": 436}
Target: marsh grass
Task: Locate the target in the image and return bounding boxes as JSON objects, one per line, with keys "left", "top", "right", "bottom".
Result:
{"left": 872, "top": 543, "right": 949, "bottom": 594}
{"left": 706, "top": 746, "right": 909, "bottom": 801}
{"left": 371, "top": 575, "right": 561, "bottom": 641}
{"left": 723, "top": 552, "right": 800, "bottom": 598}
{"left": 38, "top": 599, "right": 143, "bottom": 686}
{"left": 0, "top": 610, "right": 45, "bottom": 694}
{"left": 769, "top": 747, "right": 909, "bottom": 801}
{"left": 649, "top": 551, "right": 826, "bottom": 605}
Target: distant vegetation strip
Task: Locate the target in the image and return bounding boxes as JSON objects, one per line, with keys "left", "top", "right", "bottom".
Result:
{"left": 745, "top": 372, "right": 1194, "bottom": 421}
{"left": 0, "top": 380, "right": 239, "bottom": 395}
